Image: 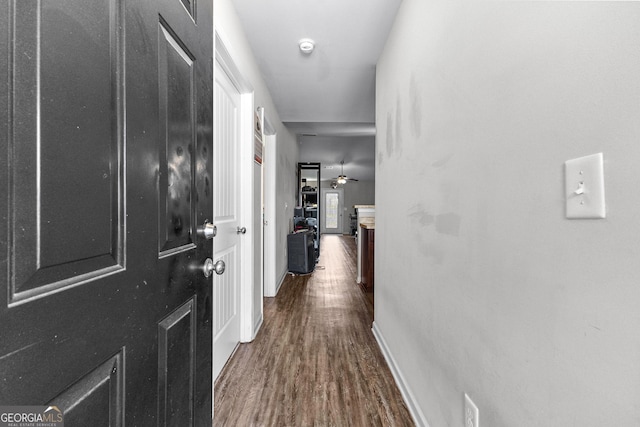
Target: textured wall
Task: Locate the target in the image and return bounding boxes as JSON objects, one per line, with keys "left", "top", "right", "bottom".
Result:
{"left": 375, "top": 2, "right": 640, "bottom": 426}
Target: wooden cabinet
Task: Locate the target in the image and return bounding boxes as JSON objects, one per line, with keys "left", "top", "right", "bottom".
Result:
{"left": 355, "top": 206, "right": 374, "bottom": 284}
{"left": 360, "top": 223, "right": 375, "bottom": 290}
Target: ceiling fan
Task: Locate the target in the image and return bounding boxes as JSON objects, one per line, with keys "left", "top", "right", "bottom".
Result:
{"left": 332, "top": 161, "right": 358, "bottom": 185}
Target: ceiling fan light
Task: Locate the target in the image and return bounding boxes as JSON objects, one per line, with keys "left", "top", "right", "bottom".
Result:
{"left": 337, "top": 176, "right": 347, "bottom": 185}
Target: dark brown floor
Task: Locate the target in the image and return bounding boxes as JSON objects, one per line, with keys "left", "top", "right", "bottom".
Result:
{"left": 213, "top": 235, "right": 414, "bottom": 426}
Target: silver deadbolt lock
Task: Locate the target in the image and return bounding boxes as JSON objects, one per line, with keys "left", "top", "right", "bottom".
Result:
{"left": 203, "top": 258, "right": 225, "bottom": 277}
{"left": 198, "top": 222, "right": 216, "bottom": 240}
{"left": 236, "top": 226, "right": 247, "bottom": 234}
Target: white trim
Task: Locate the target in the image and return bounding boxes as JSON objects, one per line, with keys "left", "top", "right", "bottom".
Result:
{"left": 263, "top": 133, "right": 278, "bottom": 297}
{"left": 252, "top": 149, "right": 264, "bottom": 338}
{"left": 215, "top": 30, "right": 252, "bottom": 93}
{"left": 239, "top": 91, "right": 254, "bottom": 343}
{"left": 275, "top": 268, "right": 288, "bottom": 296}
{"left": 252, "top": 314, "right": 263, "bottom": 340}
{"left": 263, "top": 114, "right": 276, "bottom": 135}
{"left": 372, "top": 321, "right": 430, "bottom": 427}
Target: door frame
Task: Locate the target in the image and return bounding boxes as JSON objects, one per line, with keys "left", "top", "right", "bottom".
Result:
{"left": 263, "top": 122, "right": 278, "bottom": 297}
{"left": 214, "top": 30, "right": 257, "bottom": 344}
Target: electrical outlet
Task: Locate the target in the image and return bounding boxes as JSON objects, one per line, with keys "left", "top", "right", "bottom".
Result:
{"left": 464, "top": 393, "right": 479, "bottom": 427}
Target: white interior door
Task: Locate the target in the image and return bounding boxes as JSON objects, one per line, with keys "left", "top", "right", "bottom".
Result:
{"left": 321, "top": 188, "right": 344, "bottom": 234}
{"left": 213, "top": 61, "right": 242, "bottom": 379}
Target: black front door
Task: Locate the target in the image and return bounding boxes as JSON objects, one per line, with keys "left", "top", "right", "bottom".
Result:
{"left": 0, "top": 0, "right": 213, "bottom": 424}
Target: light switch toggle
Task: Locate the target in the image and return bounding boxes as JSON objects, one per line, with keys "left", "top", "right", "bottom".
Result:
{"left": 565, "top": 153, "right": 605, "bottom": 219}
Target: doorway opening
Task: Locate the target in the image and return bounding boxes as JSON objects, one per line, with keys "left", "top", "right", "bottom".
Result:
{"left": 321, "top": 188, "right": 344, "bottom": 235}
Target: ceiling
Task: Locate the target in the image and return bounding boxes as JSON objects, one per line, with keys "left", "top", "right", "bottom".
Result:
{"left": 229, "top": 0, "right": 402, "bottom": 181}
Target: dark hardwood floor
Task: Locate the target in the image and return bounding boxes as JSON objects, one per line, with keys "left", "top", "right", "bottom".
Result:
{"left": 213, "top": 234, "right": 414, "bottom": 426}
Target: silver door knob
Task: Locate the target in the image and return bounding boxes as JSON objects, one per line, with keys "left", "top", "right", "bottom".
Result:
{"left": 236, "top": 226, "right": 247, "bottom": 234}
{"left": 198, "top": 222, "right": 216, "bottom": 240}
{"left": 203, "top": 258, "right": 225, "bottom": 277}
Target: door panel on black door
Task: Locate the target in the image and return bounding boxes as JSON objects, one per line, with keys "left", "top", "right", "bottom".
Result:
{"left": 158, "top": 20, "right": 197, "bottom": 257}
{"left": 7, "top": 0, "right": 125, "bottom": 304}
{"left": 49, "top": 351, "right": 124, "bottom": 427}
{"left": 158, "top": 299, "right": 196, "bottom": 426}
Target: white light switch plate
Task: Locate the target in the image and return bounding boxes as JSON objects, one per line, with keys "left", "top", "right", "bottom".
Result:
{"left": 565, "top": 153, "right": 605, "bottom": 219}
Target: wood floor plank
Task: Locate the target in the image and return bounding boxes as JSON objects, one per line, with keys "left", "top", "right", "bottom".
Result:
{"left": 213, "top": 235, "right": 414, "bottom": 426}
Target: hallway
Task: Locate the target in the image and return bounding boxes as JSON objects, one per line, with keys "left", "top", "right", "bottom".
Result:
{"left": 213, "top": 235, "right": 414, "bottom": 426}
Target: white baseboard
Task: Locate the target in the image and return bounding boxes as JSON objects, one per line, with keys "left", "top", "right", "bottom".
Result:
{"left": 252, "top": 314, "right": 263, "bottom": 340}
{"left": 274, "top": 268, "right": 287, "bottom": 296}
{"left": 372, "top": 321, "right": 430, "bottom": 427}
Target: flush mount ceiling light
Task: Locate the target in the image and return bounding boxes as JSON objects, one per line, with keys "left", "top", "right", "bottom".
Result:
{"left": 298, "top": 38, "right": 315, "bottom": 54}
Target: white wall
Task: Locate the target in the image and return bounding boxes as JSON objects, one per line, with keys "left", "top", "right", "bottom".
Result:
{"left": 376, "top": 2, "right": 640, "bottom": 426}
{"left": 214, "top": 0, "right": 299, "bottom": 318}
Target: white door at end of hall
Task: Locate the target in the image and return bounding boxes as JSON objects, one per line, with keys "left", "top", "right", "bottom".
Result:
{"left": 213, "top": 61, "right": 242, "bottom": 380}
{"left": 321, "top": 188, "right": 344, "bottom": 234}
